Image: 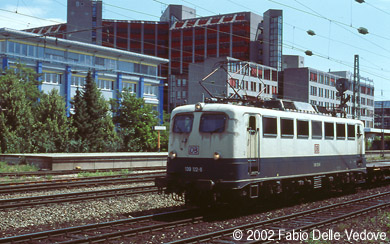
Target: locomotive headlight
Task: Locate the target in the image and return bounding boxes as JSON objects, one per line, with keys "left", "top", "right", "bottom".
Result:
{"left": 195, "top": 102, "right": 203, "bottom": 111}
{"left": 169, "top": 151, "right": 177, "bottom": 160}
{"left": 213, "top": 152, "right": 221, "bottom": 160}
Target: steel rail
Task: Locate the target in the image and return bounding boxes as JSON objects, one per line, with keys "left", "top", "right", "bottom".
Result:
{"left": 0, "top": 185, "right": 158, "bottom": 210}
{"left": 167, "top": 191, "right": 390, "bottom": 244}
{"left": 0, "top": 171, "right": 164, "bottom": 186}
{"left": 0, "top": 209, "right": 199, "bottom": 244}
{"left": 0, "top": 173, "right": 164, "bottom": 194}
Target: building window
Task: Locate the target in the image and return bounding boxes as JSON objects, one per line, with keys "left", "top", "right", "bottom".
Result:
{"left": 123, "top": 83, "right": 136, "bottom": 93}
{"left": 251, "top": 82, "right": 256, "bottom": 92}
{"left": 95, "top": 57, "right": 105, "bottom": 66}
{"left": 310, "top": 72, "right": 317, "bottom": 82}
{"left": 310, "top": 86, "right": 317, "bottom": 96}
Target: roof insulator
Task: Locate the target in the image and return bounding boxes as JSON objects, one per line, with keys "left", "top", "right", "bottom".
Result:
{"left": 305, "top": 50, "right": 313, "bottom": 56}
{"left": 307, "top": 30, "right": 316, "bottom": 36}
{"left": 358, "top": 27, "right": 369, "bottom": 35}
{"left": 355, "top": 0, "right": 365, "bottom": 3}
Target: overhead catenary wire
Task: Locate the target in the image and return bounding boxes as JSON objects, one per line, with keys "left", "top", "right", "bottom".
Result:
{"left": 0, "top": 2, "right": 379, "bottom": 87}
{"left": 224, "top": 0, "right": 390, "bottom": 79}
{"left": 0, "top": 2, "right": 378, "bottom": 115}
{"left": 0, "top": 3, "right": 378, "bottom": 118}
{"left": 4, "top": 0, "right": 384, "bottom": 78}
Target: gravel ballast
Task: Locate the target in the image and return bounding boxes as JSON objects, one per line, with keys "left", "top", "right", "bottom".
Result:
{"left": 0, "top": 192, "right": 183, "bottom": 238}
{"left": 1, "top": 185, "right": 389, "bottom": 243}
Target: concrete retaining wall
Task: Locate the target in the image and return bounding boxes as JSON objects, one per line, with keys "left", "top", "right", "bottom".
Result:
{"left": 0, "top": 153, "right": 168, "bottom": 170}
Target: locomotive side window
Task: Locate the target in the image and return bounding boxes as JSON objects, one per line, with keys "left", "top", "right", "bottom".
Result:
{"left": 324, "top": 122, "right": 334, "bottom": 139}
{"left": 281, "top": 118, "right": 294, "bottom": 138}
{"left": 172, "top": 114, "right": 194, "bottom": 133}
{"left": 297, "top": 120, "right": 309, "bottom": 139}
{"left": 336, "top": 123, "right": 346, "bottom": 140}
{"left": 263, "top": 117, "right": 277, "bottom": 137}
{"left": 199, "top": 114, "right": 226, "bottom": 133}
{"left": 312, "top": 121, "right": 322, "bottom": 139}
{"left": 348, "top": 124, "right": 356, "bottom": 140}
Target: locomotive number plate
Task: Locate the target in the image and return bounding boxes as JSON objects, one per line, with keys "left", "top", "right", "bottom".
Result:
{"left": 188, "top": 145, "right": 199, "bottom": 155}
{"left": 185, "top": 166, "right": 203, "bottom": 172}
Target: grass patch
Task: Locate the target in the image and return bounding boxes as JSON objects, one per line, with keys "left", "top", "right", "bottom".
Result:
{"left": 367, "top": 156, "right": 390, "bottom": 161}
{"left": 77, "top": 169, "right": 132, "bottom": 178}
{"left": 0, "top": 161, "right": 39, "bottom": 173}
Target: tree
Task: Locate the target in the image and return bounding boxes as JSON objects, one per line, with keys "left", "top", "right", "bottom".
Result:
{"left": 160, "top": 112, "right": 170, "bottom": 152}
{"left": 34, "top": 89, "right": 75, "bottom": 152}
{"left": 0, "top": 64, "right": 41, "bottom": 153}
{"left": 111, "top": 89, "right": 159, "bottom": 152}
{"left": 71, "top": 72, "right": 118, "bottom": 152}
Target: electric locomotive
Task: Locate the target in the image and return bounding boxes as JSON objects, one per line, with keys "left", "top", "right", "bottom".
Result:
{"left": 155, "top": 100, "right": 366, "bottom": 205}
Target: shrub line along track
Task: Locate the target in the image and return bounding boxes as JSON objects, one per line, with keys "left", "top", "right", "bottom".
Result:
{"left": 0, "top": 209, "right": 202, "bottom": 244}
{"left": 0, "top": 166, "right": 166, "bottom": 177}
{"left": 165, "top": 191, "right": 390, "bottom": 244}
{"left": 0, "top": 185, "right": 158, "bottom": 210}
{"left": 0, "top": 171, "right": 164, "bottom": 194}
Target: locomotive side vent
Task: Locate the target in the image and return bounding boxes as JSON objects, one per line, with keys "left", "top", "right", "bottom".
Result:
{"left": 249, "top": 184, "right": 259, "bottom": 198}
{"left": 313, "top": 176, "right": 322, "bottom": 189}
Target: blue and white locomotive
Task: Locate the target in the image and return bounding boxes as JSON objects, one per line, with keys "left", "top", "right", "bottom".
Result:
{"left": 156, "top": 100, "right": 366, "bottom": 205}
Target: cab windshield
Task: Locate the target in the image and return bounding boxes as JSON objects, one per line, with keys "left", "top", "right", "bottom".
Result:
{"left": 172, "top": 114, "right": 194, "bottom": 133}
{"left": 199, "top": 114, "right": 227, "bottom": 133}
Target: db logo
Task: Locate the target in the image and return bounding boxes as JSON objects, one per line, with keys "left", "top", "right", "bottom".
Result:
{"left": 188, "top": 145, "right": 199, "bottom": 155}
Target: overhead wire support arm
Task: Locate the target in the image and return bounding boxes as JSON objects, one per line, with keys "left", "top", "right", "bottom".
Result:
{"left": 198, "top": 65, "right": 222, "bottom": 99}
{"left": 219, "top": 62, "right": 247, "bottom": 100}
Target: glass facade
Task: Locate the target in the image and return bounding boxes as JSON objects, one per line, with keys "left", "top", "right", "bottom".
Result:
{"left": 4, "top": 41, "right": 158, "bottom": 77}
{"left": 269, "top": 16, "right": 282, "bottom": 71}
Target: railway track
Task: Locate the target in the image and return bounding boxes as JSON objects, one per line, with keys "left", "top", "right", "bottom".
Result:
{"left": 2, "top": 191, "right": 389, "bottom": 243}
{"left": 0, "top": 208, "right": 201, "bottom": 243}
{"left": 0, "top": 166, "right": 166, "bottom": 177}
{"left": 168, "top": 191, "right": 390, "bottom": 243}
{"left": 0, "top": 171, "right": 164, "bottom": 194}
{"left": 0, "top": 185, "right": 158, "bottom": 210}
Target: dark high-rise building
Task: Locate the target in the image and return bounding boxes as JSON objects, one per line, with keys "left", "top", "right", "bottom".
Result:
{"left": 67, "top": 0, "right": 102, "bottom": 44}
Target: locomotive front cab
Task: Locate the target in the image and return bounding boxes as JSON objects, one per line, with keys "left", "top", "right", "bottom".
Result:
{"left": 161, "top": 103, "right": 245, "bottom": 204}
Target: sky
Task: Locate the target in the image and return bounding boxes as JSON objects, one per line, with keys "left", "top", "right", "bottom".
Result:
{"left": 1, "top": 0, "right": 390, "bottom": 101}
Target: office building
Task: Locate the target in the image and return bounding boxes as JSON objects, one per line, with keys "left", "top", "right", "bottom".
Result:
{"left": 282, "top": 56, "right": 374, "bottom": 128}
{"left": 0, "top": 28, "right": 168, "bottom": 121}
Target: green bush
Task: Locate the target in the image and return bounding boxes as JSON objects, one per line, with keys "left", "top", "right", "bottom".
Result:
{"left": 0, "top": 161, "right": 38, "bottom": 173}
